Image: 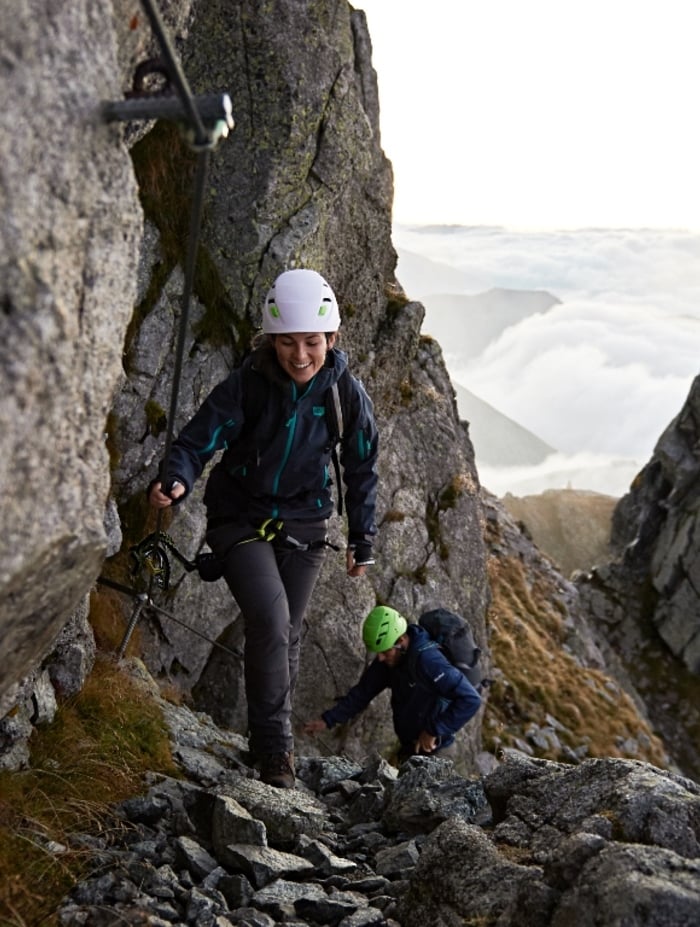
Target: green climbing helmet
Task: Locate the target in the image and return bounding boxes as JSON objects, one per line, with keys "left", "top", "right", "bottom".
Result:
{"left": 362, "top": 606, "right": 408, "bottom": 653}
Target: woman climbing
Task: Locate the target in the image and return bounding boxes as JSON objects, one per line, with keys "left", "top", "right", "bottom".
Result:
{"left": 148, "top": 268, "right": 379, "bottom": 788}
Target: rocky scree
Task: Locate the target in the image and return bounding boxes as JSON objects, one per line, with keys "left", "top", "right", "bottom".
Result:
{"left": 54, "top": 690, "right": 700, "bottom": 927}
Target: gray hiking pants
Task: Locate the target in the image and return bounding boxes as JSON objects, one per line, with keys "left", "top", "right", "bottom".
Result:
{"left": 206, "top": 518, "right": 328, "bottom": 755}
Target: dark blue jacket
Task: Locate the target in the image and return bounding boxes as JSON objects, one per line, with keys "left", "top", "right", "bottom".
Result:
{"left": 162, "top": 346, "right": 378, "bottom": 545}
{"left": 322, "top": 625, "right": 482, "bottom": 751}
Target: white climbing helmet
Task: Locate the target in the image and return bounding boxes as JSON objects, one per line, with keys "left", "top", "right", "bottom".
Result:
{"left": 262, "top": 269, "right": 340, "bottom": 334}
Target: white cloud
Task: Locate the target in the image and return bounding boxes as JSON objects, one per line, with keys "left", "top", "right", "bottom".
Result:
{"left": 396, "top": 226, "right": 700, "bottom": 313}
{"left": 458, "top": 299, "right": 700, "bottom": 457}
{"left": 394, "top": 225, "right": 700, "bottom": 495}
{"left": 478, "top": 452, "right": 642, "bottom": 499}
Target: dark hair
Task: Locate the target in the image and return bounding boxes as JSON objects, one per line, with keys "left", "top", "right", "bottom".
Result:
{"left": 251, "top": 330, "right": 272, "bottom": 351}
{"left": 251, "top": 330, "right": 339, "bottom": 350}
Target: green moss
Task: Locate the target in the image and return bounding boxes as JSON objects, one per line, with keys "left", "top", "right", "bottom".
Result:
{"left": 439, "top": 477, "right": 464, "bottom": 511}
{"left": 385, "top": 281, "right": 410, "bottom": 320}
{"left": 399, "top": 378, "right": 414, "bottom": 405}
{"left": 131, "top": 121, "right": 196, "bottom": 265}
{"left": 145, "top": 399, "right": 167, "bottom": 437}
{"left": 192, "top": 249, "right": 251, "bottom": 354}
{"left": 104, "top": 410, "right": 121, "bottom": 470}
{"left": 128, "top": 122, "right": 246, "bottom": 361}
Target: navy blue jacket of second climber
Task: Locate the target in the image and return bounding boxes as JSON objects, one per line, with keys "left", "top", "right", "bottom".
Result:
{"left": 321, "top": 625, "right": 482, "bottom": 750}
{"left": 162, "top": 346, "right": 378, "bottom": 545}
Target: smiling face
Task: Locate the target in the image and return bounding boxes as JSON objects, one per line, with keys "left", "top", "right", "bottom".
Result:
{"left": 273, "top": 332, "right": 337, "bottom": 386}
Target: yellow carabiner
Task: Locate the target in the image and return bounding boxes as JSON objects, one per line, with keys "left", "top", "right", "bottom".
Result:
{"left": 237, "top": 519, "right": 284, "bottom": 546}
{"left": 256, "top": 518, "right": 283, "bottom": 542}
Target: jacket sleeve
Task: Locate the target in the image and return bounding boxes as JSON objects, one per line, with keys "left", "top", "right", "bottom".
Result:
{"left": 417, "top": 649, "right": 482, "bottom": 740}
{"left": 321, "top": 660, "right": 389, "bottom": 728}
{"left": 341, "top": 376, "right": 379, "bottom": 546}
{"left": 160, "top": 370, "right": 245, "bottom": 493}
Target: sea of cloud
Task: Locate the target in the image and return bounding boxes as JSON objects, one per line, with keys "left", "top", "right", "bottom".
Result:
{"left": 395, "top": 225, "right": 700, "bottom": 497}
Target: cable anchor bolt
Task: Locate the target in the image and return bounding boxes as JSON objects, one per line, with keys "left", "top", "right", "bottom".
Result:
{"left": 102, "top": 92, "right": 235, "bottom": 149}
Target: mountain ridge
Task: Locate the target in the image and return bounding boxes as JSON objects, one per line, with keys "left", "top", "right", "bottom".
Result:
{"left": 452, "top": 380, "right": 556, "bottom": 468}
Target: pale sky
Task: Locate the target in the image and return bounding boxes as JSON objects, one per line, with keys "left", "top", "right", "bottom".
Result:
{"left": 357, "top": 0, "right": 700, "bottom": 231}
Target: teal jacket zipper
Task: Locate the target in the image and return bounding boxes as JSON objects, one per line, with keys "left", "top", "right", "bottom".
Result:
{"left": 270, "top": 379, "right": 315, "bottom": 516}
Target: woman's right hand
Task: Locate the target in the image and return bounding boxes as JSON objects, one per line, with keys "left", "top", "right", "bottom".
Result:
{"left": 148, "top": 480, "right": 186, "bottom": 509}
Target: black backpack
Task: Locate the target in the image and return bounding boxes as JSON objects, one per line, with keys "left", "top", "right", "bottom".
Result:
{"left": 409, "top": 607, "right": 483, "bottom": 691}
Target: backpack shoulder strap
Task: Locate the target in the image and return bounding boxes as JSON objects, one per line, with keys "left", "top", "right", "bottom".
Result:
{"left": 326, "top": 369, "right": 353, "bottom": 515}
{"left": 328, "top": 381, "right": 343, "bottom": 442}
{"left": 325, "top": 367, "right": 353, "bottom": 440}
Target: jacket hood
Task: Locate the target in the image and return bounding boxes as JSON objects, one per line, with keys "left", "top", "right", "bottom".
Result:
{"left": 406, "top": 623, "right": 431, "bottom": 648}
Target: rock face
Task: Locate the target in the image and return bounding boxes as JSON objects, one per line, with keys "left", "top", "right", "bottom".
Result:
{"left": 400, "top": 750, "right": 700, "bottom": 927}
{"left": 0, "top": 0, "right": 146, "bottom": 693}
{"left": 0, "top": 0, "right": 489, "bottom": 774}
{"left": 609, "top": 374, "right": 700, "bottom": 674}
{"left": 0, "top": 0, "right": 197, "bottom": 696}
{"left": 55, "top": 674, "right": 700, "bottom": 927}
{"left": 578, "top": 375, "right": 700, "bottom": 779}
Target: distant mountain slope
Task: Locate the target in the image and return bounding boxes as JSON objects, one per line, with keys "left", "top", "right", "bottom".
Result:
{"left": 396, "top": 247, "right": 488, "bottom": 297}
{"left": 453, "top": 381, "right": 556, "bottom": 467}
{"left": 396, "top": 246, "right": 565, "bottom": 474}
{"left": 502, "top": 488, "right": 617, "bottom": 577}
{"left": 421, "top": 287, "right": 561, "bottom": 362}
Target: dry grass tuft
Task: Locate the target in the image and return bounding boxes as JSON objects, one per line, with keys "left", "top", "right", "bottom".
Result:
{"left": 88, "top": 585, "right": 139, "bottom": 655}
{"left": 0, "top": 655, "right": 178, "bottom": 925}
{"left": 485, "top": 553, "right": 668, "bottom": 767}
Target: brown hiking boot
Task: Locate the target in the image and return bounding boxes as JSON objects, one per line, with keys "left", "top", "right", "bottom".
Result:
{"left": 259, "top": 751, "right": 295, "bottom": 789}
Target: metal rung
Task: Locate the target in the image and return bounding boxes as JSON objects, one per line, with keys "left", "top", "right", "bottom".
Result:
{"left": 103, "top": 92, "right": 234, "bottom": 133}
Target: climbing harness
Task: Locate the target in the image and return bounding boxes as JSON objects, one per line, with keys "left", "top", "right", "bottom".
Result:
{"left": 126, "top": 522, "right": 341, "bottom": 594}
{"left": 235, "top": 519, "right": 286, "bottom": 547}
{"left": 98, "top": 0, "right": 234, "bottom": 657}
{"left": 233, "top": 518, "right": 341, "bottom": 553}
